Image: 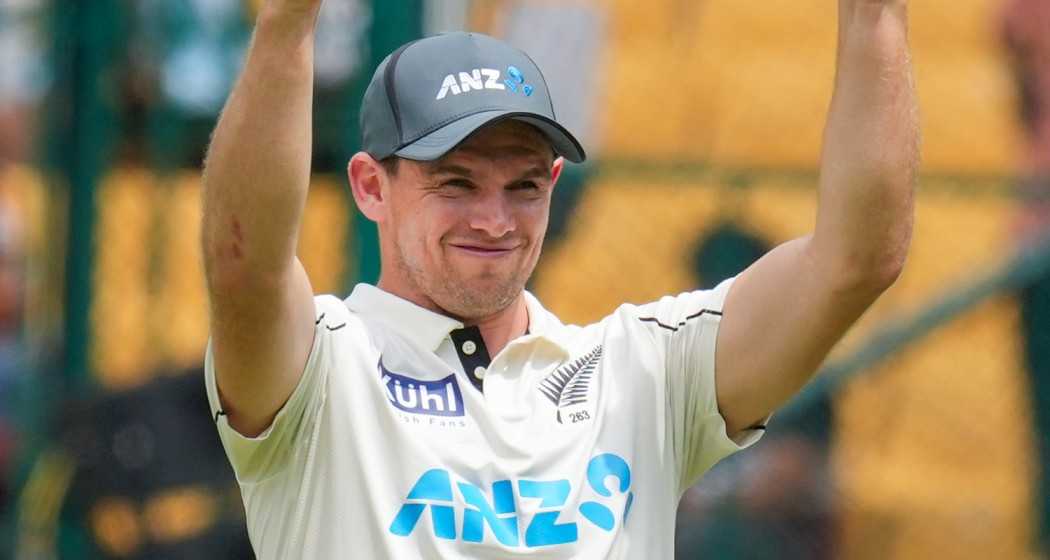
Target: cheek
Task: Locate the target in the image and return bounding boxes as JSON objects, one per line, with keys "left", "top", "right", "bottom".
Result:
{"left": 389, "top": 201, "right": 424, "bottom": 256}
{"left": 396, "top": 202, "right": 459, "bottom": 256}
{"left": 521, "top": 203, "right": 551, "bottom": 242}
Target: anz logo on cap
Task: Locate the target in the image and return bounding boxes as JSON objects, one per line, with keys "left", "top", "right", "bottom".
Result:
{"left": 380, "top": 360, "right": 465, "bottom": 417}
{"left": 435, "top": 66, "right": 534, "bottom": 100}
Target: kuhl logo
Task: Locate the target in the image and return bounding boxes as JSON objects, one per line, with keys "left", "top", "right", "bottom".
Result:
{"left": 380, "top": 360, "right": 465, "bottom": 417}
{"left": 389, "top": 453, "right": 634, "bottom": 548}
{"left": 435, "top": 66, "right": 534, "bottom": 100}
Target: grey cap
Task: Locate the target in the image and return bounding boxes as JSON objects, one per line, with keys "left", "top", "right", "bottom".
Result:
{"left": 360, "top": 32, "right": 586, "bottom": 163}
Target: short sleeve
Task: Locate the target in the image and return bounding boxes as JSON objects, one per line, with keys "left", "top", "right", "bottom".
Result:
{"left": 204, "top": 294, "right": 349, "bottom": 484}
{"left": 631, "top": 278, "right": 765, "bottom": 493}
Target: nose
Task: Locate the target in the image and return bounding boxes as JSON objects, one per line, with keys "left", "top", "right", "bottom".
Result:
{"left": 468, "top": 191, "right": 516, "bottom": 239}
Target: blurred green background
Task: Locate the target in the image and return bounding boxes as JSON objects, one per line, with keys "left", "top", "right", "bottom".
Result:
{"left": 2, "top": 0, "right": 1050, "bottom": 558}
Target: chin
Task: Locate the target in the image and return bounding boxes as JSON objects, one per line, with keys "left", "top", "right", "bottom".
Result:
{"left": 435, "top": 276, "right": 524, "bottom": 318}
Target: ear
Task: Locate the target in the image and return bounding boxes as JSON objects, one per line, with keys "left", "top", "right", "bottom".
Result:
{"left": 348, "top": 152, "right": 388, "bottom": 223}
{"left": 550, "top": 157, "right": 565, "bottom": 188}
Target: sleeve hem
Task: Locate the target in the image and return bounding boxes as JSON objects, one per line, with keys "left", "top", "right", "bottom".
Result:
{"left": 708, "top": 277, "right": 770, "bottom": 450}
{"left": 208, "top": 319, "right": 325, "bottom": 444}
{"left": 204, "top": 295, "right": 341, "bottom": 483}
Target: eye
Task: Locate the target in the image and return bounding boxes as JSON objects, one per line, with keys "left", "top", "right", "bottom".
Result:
{"left": 441, "top": 179, "right": 475, "bottom": 190}
{"left": 509, "top": 180, "right": 540, "bottom": 191}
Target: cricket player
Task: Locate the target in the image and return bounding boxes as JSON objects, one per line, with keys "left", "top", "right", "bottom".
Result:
{"left": 200, "top": 0, "right": 918, "bottom": 557}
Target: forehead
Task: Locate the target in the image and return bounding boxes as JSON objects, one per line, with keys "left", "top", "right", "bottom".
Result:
{"left": 436, "top": 120, "right": 554, "bottom": 168}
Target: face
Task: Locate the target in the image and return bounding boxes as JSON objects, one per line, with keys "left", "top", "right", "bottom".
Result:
{"left": 360, "top": 120, "right": 563, "bottom": 320}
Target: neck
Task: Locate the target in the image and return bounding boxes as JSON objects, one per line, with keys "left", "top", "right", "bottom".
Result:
{"left": 462, "top": 294, "right": 530, "bottom": 357}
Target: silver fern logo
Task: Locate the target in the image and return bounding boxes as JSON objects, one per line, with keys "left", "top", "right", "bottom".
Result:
{"left": 538, "top": 346, "right": 602, "bottom": 423}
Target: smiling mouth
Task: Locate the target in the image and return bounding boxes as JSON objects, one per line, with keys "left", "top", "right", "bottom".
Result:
{"left": 448, "top": 244, "right": 518, "bottom": 257}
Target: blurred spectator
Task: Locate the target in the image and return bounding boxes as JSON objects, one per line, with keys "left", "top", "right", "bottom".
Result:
{"left": 16, "top": 369, "right": 253, "bottom": 559}
{"left": 1001, "top": 0, "right": 1050, "bottom": 553}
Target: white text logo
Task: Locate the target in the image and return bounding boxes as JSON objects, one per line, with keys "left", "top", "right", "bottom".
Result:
{"left": 435, "top": 68, "right": 505, "bottom": 100}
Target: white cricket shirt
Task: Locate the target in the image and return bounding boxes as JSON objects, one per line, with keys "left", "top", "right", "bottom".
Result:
{"left": 205, "top": 279, "right": 764, "bottom": 559}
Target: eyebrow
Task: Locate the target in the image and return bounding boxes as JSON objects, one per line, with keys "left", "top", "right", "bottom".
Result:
{"left": 516, "top": 166, "right": 552, "bottom": 181}
{"left": 430, "top": 163, "right": 475, "bottom": 177}
{"left": 429, "top": 164, "right": 553, "bottom": 182}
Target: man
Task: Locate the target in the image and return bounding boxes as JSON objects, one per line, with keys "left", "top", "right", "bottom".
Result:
{"left": 200, "top": 0, "right": 918, "bottom": 558}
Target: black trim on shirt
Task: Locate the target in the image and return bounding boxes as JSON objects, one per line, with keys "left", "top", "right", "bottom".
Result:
{"left": 638, "top": 308, "right": 723, "bottom": 332}
{"left": 450, "top": 326, "right": 491, "bottom": 393}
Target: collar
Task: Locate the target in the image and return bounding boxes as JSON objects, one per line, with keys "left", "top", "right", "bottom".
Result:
{"left": 343, "top": 284, "right": 570, "bottom": 355}
{"left": 521, "top": 290, "right": 570, "bottom": 356}
{"left": 345, "top": 284, "right": 463, "bottom": 352}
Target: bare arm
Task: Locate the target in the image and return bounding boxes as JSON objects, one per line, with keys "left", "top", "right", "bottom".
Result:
{"left": 201, "top": 1, "right": 323, "bottom": 436}
{"left": 715, "top": 0, "right": 919, "bottom": 435}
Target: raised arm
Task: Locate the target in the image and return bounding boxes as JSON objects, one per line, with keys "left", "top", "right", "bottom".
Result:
{"left": 715, "top": 0, "right": 919, "bottom": 435}
{"left": 201, "top": 0, "right": 322, "bottom": 436}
